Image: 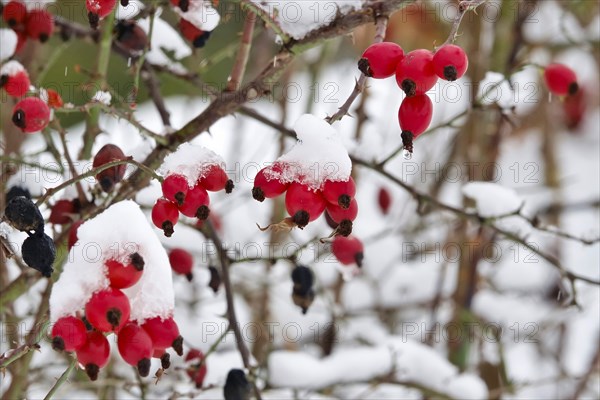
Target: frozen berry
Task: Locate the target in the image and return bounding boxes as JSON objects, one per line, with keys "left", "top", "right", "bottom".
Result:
{"left": 285, "top": 183, "right": 327, "bottom": 228}
{"left": 106, "top": 252, "right": 144, "bottom": 289}
{"left": 25, "top": 9, "right": 54, "bottom": 42}
{"left": 49, "top": 199, "right": 77, "bottom": 225}
{"left": 224, "top": 369, "right": 251, "bottom": 400}
{"left": 395, "top": 49, "right": 437, "bottom": 96}
{"left": 197, "top": 164, "right": 231, "bottom": 192}
{"left": 6, "top": 186, "right": 31, "bottom": 203}
{"left": 168, "top": 248, "right": 194, "bottom": 281}
{"left": 141, "top": 316, "right": 183, "bottom": 356}
{"left": 170, "top": 0, "right": 189, "bottom": 12}
{"left": 252, "top": 166, "right": 289, "bottom": 202}
{"left": 162, "top": 174, "right": 189, "bottom": 206}
{"left": 332, "top": 235, "right": 364, "bottom": 267}
{"left": 208, "top": 265, "right": 221, "bottom": 293}
{"left": 85, "top": 288, "right": 130, "bottom": 332}
{"left": 12, "top": 97, "right": 51, "bottom": 133}
{"left": 0, "top": 61, "right": 30, "bottom": 97}
{"left": 358, "top": 42, "right": 404, "bottom": 79}
{"left": 432, "top": 44, "right": 468, "bottom": 81}
{"left": 152, "top": 198, "right": 179, "bottom": 237}
{"left": 185, "top": 349, "right": 207, "bottom": 388}
{"left": 291, "top": 265, "right": 315, "bottom": 314}
{"left": 377, "top": 187, "right": 391, "bottom": 215}
{"left": 68, "top": 220, "right": 83, "bottom": 250}
{"left": 117, "top": 322, "right": 153, "bottom": 377}
{"left": 76, "top": 331, "right": 110, "bottom": 381}
{"left": 544, "top": 63, "right": 578, "bottom": 96}
{"left": 5, "top": 195, "right": 44, "bottom": 233}
{"left": 22, "top": 233, "right": 56, "bottom": 277}
{"left": 2, "top": 1, "right": 27, "bottom": 27}
{"left": 114, "top": 19, "right": 148, "bottom": 54}
{"left": 322, "top": 177, "right": 356, "bottom": 209}
{"left": 92, "top": 144, "right": 127, "bottom": 193}
{"left": 51, "top": 316, "right": 87, "bottom": 352}
{"left": 86, "top": 0, "right": 116, "bottom": 29}
{"left": 179, "top": 18, "right": 211, "bottom": 48}
{"left": 326, "top": 198, "right": 358, "bottom": 236}
{"left": 398, "top": 94, "right": 433, "bottom": 155}
{"left": 178, "top": 185, "right": 210, "bottom": 220}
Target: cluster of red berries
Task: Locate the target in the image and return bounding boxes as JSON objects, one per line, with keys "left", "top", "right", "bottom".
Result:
{"left": 153, "top": 165, "right": 233, "bottom": 237}
{"left": 360, "top": 42, "right": 469, "bottom": 157}
{"left": 1, "top": 1, "right": 54, "bottom": 51}
{"left": 252, "top": 163, "right": 358, "bottom": 235}
{"left": 51, "top": 253, "right": 184, "bottom": 380}
{"left": 542, "top": 63, "right": 584, "bottom": 129}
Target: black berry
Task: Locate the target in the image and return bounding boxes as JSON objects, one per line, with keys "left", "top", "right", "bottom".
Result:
{"left": 22, "top": 233, "right": 56, "bottom": 277}
{"left": 224, "top": 369, "right": 251, "bottom": 400}
{"left": 5, "top": 196, "right": 44, "bottom": 233}
{"left": 6, "top": 186, "right": 31, "bottom": 203}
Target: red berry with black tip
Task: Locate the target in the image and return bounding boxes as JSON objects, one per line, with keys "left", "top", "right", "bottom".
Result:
{"left": 12, "top": 97, "right": 51, "bottom": 133}
{"left": 179, "top": 18, "right": 211, "bottom": 48}
{"left": 377, "top": 187, "right": 391, "bottom": 215}
{"left": 326, "top": 198, "right": 358, "bottom": 237}
{"left": 395, "top": 49, "right": 437, "bottom": 96}
{"left": 162, "top": 174, "right": 189, "bottom": 206}
{"left": 168, "top": 248, "right": 194, "bottom": 281}
{"left": 285, "top": 183, "right": 327, "bottom": 228}
{"left": 49, "top": 199, "right": 77, "bottom": 225}
{"left": 544, "top": 63, "right": 578, "bottom": 96}
{"left": 322, "top": 177, "right": 356, "bottom": 209}
{"left": 2, "top": 1, "right": 27, "bottom": 27}
{"left": 141, "top": 316, "right": 183, "bottom": 356}
{"left": 76, "top": 331, "right": 110, "bottom": 381}
{"left": 198, "top": 164, "right": 232, "bottom": 193}
{"left": 25, "top": 9, "right": 54, "bottom": 42}
{"left": 332, "top": 235, "right": 364, "bottom": 267}
{"left": 398, "top": 94, "right": 433, "bottom": 155}
{"left": 85, "top": 288, "right": 130, "bottom": 332}
{"left": 117, "top": 322, "right": 153, "bottom": 377}
{"left": 152, "top": 198, "right": 179, "bottom": 237}
{"left": 432, "top": 44, "right": 468, "bottom": 81}
{"left": 359, "top": 42, "right": 404, "bottom": 79}
{"left": 86, "top": 0, "right": 116, "bottom": 29}
{"left": 252, "top": 166, "right": 289, "bottom": 202}
{"left": 106, "top": 252, "right": 144, "bottom": 289}
{"left": 186, "top": 349, "right": 207, "bottom": 388}
{"left": 0, "top": 62, "right": 30, "bottom": 98}
{"left": 51, "top": 316, "right": 87, "bottom": 352}
{"left": 178, "top": 185, "right": 210, "bottom": 220}
{"left": 92, "top": 144, "right": 127, "bottom": 193}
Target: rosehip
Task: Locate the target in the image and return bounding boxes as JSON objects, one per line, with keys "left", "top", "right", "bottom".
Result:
{"left": 85, "top": 288, "right": 130, "bottom": 332}
{"left": 332, "top": 235, "right": 364, "bottom": 267}
{"left": 2, "top": 1, "right": 27, "bottom": 27}
{"left": 377, "top": 187, "right": 391, "bottom": 215}
{"left": 141, "top": 316, "right": 183, "bottom": 356}
{"left": 152, "top": 198, "right": 179, "bottom": 237}
{"left": 285, "top": 183, "right": 327, "bottom": 228}
{"left": 198, "top": 164, "right": 232, "bottom": 193}
{"left": 395, "top": 49, "right": 437, "bottom": 96}
{"left": 76, "top": 331, "right": 110, "bottom": 381}
{"left": 22, "top": 233, "right": 56, "bottom": 277}
{"left": 168, "top": 248, "right": 194, "bottom": 281}
{"left": 25, "top": 10, "right": 54, "bottom": 42}
{"left": 322, "top": 177, "right": 356, "bottom": 209}
{"left": 86, "top": 0, "right": 117, "bottom": 29}
{"left": 51, "top": 316, "right": 87, "bottom": 352}
{"left": 106, "top": 252, "right": 144, "bottom": 289}
{"left": 398, "top": 94, "right": 433, "bottom": 155}
{"left": 4, "top": 195, "right": 44, "bottom": 233}
{"left": 49, "top": 199, "right": 77, "bottom": 225}
{"left": 432, "top": 44, "right": 468, "bottom": 81}
{"left": 117, "top": 322, "right": 153, "bottom": 377}
{"left": 544, "top": 63, "right": 578, "bottom": 96}
{"left": 179, "top": 18, "right": 211, "bottom": 48}
{"left": 178, "top": 185, "right": 210, "bottom": 220}
{"left": 326, "top": 198, "right": 358, "bottom": 237}
{"left": 252, "top": 166, "right": 289, "bottom": 202}
{"left": 68, "top": 220, "right": 83, "bottom": 250}
{"left": 92, "top": 144, "right": 127, "bottom": 193}
{"left": 12, "top": 97, "right": 51, "bottom": 133}
{"left": 186, "top": 349, "right": 207, "bottom": 388}
{"left": 358, "top": 42, "right": 404, "bottom": 79}
{"left": 162, "top": 174, "right": 189, "bottom": 206}
{"left": 0, "top": 61, "right": 30, "bottom": 97}
{"left": 224, "top": 369, "right": 251, "bottom": 400}
{"left": 170, "top": 0, "right": 189, "bottom": 12}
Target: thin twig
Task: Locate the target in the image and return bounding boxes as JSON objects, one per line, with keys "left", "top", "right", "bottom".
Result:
{"left": 43, "top": 357, "right": 77, "bottom": 400}
{"left": 441, "top": 0, "right": 489, "bottom": 47}
{"left": 226, "top": 10, "right": 257, "bottom": 92}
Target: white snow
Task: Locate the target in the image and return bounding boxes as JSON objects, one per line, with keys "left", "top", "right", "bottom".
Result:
{"left": 0, "top": 60, "right": 25, "bottom": 76}
{"left": 49, "top": 200, "right": 175, "bottom": 323}
{"left": 174, "top": 0, "right": 220, "bottom": 32}
{"left": 24, "top": 0, "right": 55, "bottom": 11}
{"left": 157, "top": 142, "right": 226, "bottom": 186}
{"left": 92, "top": 90, "right": 112, "bottom": 105}
{"left": 138, "top": 10, "right": 192, "bottom": 67}
{"left": 0, "top": 29, "right": 18, "bottom": 62}
{"left": 272, "top": 114, "right": 352, "bottom": 190}
{"left": 462, "top": 181, "right": 523, "bottom": 218}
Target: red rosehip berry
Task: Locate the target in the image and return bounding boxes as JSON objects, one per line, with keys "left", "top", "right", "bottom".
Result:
{"left": 198, "top": 164, "right": 232, "bottom": 193}
{"left": 0, "top": 62, "right": 30, "bottom": 97}
{"left": 152, "top": 198, "right": 180, "bottom": 237}
{"left": 2, "top": 1, "right": 27, "bottom": 28}
{"left": 332, "top": 235, "right": 364, "bottom": 267}
{"left": 117, "top": 322, "right": 153, "bottom": 377}
{"left": 170, "top": 0, "right": 189, "bottom": 12}
{"left": 51, "top": 316, "right": 87, "bottom": 352}
{"left": 359, "top": 42, "right": 405, "bottom": 79}
{"left": 395, "top": 49, "right": 437, "bottom": 96}
{"left": 168, "top": 248, "right": 194, "bottom": 281}
{"left": 141, "top": 316, "right": 184, "bottom": 356}
{"left": 12, "top": 97, "right": 50, "bottom": 133}
{"left": 25, "top": 9, "right": 54, "bottom": 43}
{"left": 179, "top": 18, "right": 211, "bottom": 48}
{"left": 85, "top": 288, "right": 130, "bottom": 332}
{"left": 252, "top": 166, "right": 289, "bottom": 202}
{"left": 544, "top": 63, "right": 578, "bottom": 96}
{"left": 377, "top": 187, "right": 391, "bottom": 215}
{"left": 285, "top": 183, "right": 327, "bottom": 229}
{"left": 162, "top": 174, "right": 189, "bottom": 206}
{"left": 106, "top": 253, "right": 144, "bottom": 289}
{"left": 185, "top": 349, "right": 207, "bottom": 388}
{"left": 49, "top": 199, "right": 77, "bottom": 225}
{"left": 326, "top": 198, "right": 358, "bottom": 237}
{"left": 45, "top": 89, "right": 64, "bottom": 108}
{"left": 432, "top": 44, "right": 468, "bottom": 81}
{"left": 86, "top": 0, "right": 116, "bottom": 29}
{"left": 76, "top": 331, "right": 110, "bottom": 381}
{"left": 68, "top": 220, "right": 83, "bottom": 250}
{"left": 398, "top": 94, "right": 433, "bottom": 155}
{"left": 92, "top": 144, "right": 127, "bottom": 193}
{"left": 178, "top": 184, "right": 210, "bottom": 220}
{"left": 322, "top": 177, "right": 356, "bottom": 209}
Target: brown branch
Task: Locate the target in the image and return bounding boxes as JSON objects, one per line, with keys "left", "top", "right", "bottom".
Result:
{"left": 441, "top": 0, "right": 488, "bottom": 47}
{"left": 226, "top": 10, "right": 257, "bottom": 92}
{"left": 141, "top": 64, "right": 171, "bottom": 128}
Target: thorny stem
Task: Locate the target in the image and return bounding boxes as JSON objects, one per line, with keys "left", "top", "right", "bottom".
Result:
{"left": 441, "top": 0, "right": 489, "bottom": 47}
{"left": 226, "top": 10, "right": 257, "bottom": 91}
{"left": 43, "top": 357, "right": 77, "bottom": 400}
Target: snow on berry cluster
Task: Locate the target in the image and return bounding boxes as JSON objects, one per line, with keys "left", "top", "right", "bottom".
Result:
{"left": 359, "top": 42, "right": 469, "bottom": 157}
{"left": 49, "top": 201, "right": 183, "bottom": 381}
{"left": 153, "top": 143, "right": 233, "bottom": 237}
{"left": 170, "top": 0, "right": 220, "bottom": 48}
{"left": 252, "top": 114, "right": 358, "bottom": 235}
